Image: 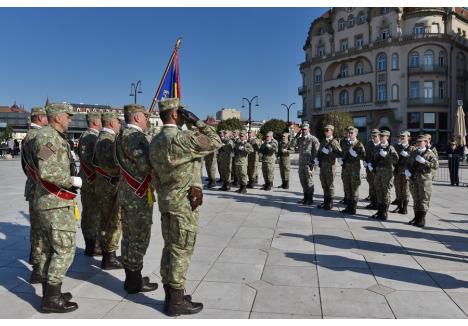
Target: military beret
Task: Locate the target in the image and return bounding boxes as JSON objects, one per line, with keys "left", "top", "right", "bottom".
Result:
{"left": 380, "top": 130, "right": 390, "bottom": 136}
{"left": 157, "top": 98, "right": 181, "bottom": 113}
{"left": 101, "top": 112, "right": 118, "bottom": 122}
{"left": 349, "top": 127, "right": 358, "bottom": 134}
{"left": 371, "top": 128, "right": 380, "bottom": 135}
{"left": 46, "top": 103, "right": 74, "bottom": 116}
{"left": 124, "top": 104, "right": 146, "bottom": 115}
{"left": 301, "top": 122, "right": 310, "bottom": 129}
{"left": 324, "top": 125, "right": 334, "bottom": 131}
{"left": 239, "top": 130, "right": 247, "bottom": 137}
{"left": 423, "top": 133, "right": 432, "bottom": 140}
{"left": 31, "top": 107, "right": 46, "bottom": 117}
{"left": 266, "top": 131, "right": 274, "bottom": 137}
{"left": 346, "top": 125, "right": 355, "bottom": 131}
{"left": 417, "top": 134, "right": 429, "bottom": 141}
{"left": 399, "top": 130, "right": 410, "bottom": 136}
{"left": 86, "top": 112, "right": 101, "bottom": 122}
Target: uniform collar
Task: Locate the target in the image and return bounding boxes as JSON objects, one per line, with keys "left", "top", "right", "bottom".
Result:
{"left": 101, "top": 127, "right": 115, "bottom": 135}
{"left": 30, "top": 123, "right": 42, "bottom": 129}
{"left": 89, "top": 128, "right": 100, "bottom": 135}
{"left": 163, "top": 124, "right": 178, "bottom": 128}
{"left": 126, "top": 124, "right": 143, "bottom": 132}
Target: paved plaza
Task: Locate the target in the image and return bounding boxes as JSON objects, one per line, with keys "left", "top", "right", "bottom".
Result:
{"left": 1, "top": 157, "right": 468, "bottom": 318}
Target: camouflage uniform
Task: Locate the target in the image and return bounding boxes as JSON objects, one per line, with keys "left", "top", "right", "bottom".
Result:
{"left": 364, "top": 130, "right": 380, "bottom": 209}
{"left": 204, "top": 151, "right": 217, "bottom": 188}
{"left": 230, "top": 131, "right": 240, "bottom": 186}
{"left": 259, "top": 132, "right": 278, "bottom": 190}
{"left": 247, "top": 136, "right": 261, "bottom": 188}
{"left": 218, "top": 134, "right": 234, "bottom": 190}
{"left": 277, "top": 133, "right": 296, "bottom": 189}
{"left": 391, "top": 131, "right": 415, "bottom": 214}
{"left": 233, "top": 132, "right": 253, "bottom": 193}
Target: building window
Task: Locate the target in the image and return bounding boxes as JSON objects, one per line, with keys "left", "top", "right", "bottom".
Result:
{"left": 414, "top": 23, "right": 425, "bottom": 36}
{"left": 340, "top": 39, "right": 348, "bottom": 51}
{"left": 318, "top": 46, "right": 326, "bottom": 57}
{"left": 314, "top": 94, "right": 321, "bottom": 108}
{"left": 346, "top": 7, "right": 353, "bottom": 12}
{"left": 339, "top": 64, "right": 349, "bottom": 78}
{"left": 348, "top": 15, "right": 355, "bottom": 28}
{"left": 325, "top": 94, "right": 331, "bottom": 107}
{"left": 391, "top": 84, "right": 399, "bottom": 100}
{"left": 339, "top": 90, "right": 349, "bottom": 105}
{"left": 410, "top": 52, "right": 419, "bottom": 67}
{"left": 439, "top": 52, "right": 446, "bottom": 67}
{"left": 431, "top": 22, "right": 439, "bottom": 34}
{"left": 354, "top": 88, "right": 364, "bottom": 104}
{"left": 355, "top": 61, "right": 364, "bottom": 75}
{"left": 338, "top": 18, "right": 345, "bottom": 31}
{"left": 410, "top": 81, "right": 419, "bottom": 98}
{"left": 424, "top": 50, "right": 434, "bottom": 66}
{"left": 438, "top": 81, "right": 445, "bottom": 98}
{"left": 439, "top": 112, "right": 448, "bottom": 129}
{"left": 314, "top": 68, "right": 322, "bottom": 83}
{"left": 358, "top": 11, "right": 366, "bottom": 24}
{"left": 381, "top": 28, "right": 391, "bottom": 40}
{"left": 423, "top": 81, "right": 434, "bottom": 99}
{"left": 377, "top": 53, "right": 387, "bottom": 71}
{"left": 355, "top": 35, "right": 363, "bottom": 48}
{"left": 407, "top": 112, "right": 420, "bottom": 129}
{"left": 391, "top": 53, "right": 399, "bottom": 70}
{"left": 377, "top": 85, "right": 387, "bottom": 101}
{"left": 423, "top": 112, "right": 436, "bottom": 129}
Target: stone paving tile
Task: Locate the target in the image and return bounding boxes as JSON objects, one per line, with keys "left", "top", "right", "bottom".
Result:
{"left": 261, "top": 265, "right": 319, "bottom": 287}
{"left": 427, "top": 270, "right": 468, "bottom": 292}
{"left": 250, "top": 312, "right": 321, "bottom": 319}
{"left": 193, "top": 282, "right": 256, "bottom": 311}
{"left": 227, "top": 236, "right": 271, "bottom": 249}
{"left": 204, "top": 262, "right": 264, "bottom": 283}
{"left": 180, "top": 308, "right": 250, "bottom": 319}
{"left": 372, "top": 267, "right": 442, "bottom": 292}
{"left": 217, "top": 247, "right": 267, "bottom": 265}
{"left": 315, "top": 251, "right": 369, "bottom": 268}
{"left": 447, "top": 292, "right": 468, "bottom": 316}
{"left": 317, "top": 266, "right": 377, "bottom": 289}
{"left": 266, "top": 250, "right": 316, "bottom": 267}
{"left": 0, "top": 291, "right": 42, "bottom": 318}
{"left": 234, "top": 226, "right": 275, "bottom": 239}
{"left": 103, "top": 300, "right": 171, "bottom": 318}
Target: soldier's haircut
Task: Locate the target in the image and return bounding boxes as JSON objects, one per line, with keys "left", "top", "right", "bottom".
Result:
{"left": 124, "top": 111, "right": 137, "bottom": 124}
{"left": 159, "top": 108, "right": 176, "bottom": 123}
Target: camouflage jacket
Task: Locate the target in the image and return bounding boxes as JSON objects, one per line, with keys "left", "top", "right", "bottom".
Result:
{"left": 317, "top": 138, "right": 342, "bottom": 167}
{"left": 149, "top": 121, "right": 222, "bottom": 222}
{"left": 340, "top": 139, "right": 366, "bottom": 170}
{"left": 259, "top": 140, "right": 278, "bottom": 163}
{"left": 248, "top": 138, "right": 261, "bottom": 163}
{"left": 78, "top": 128, "right": 99, "bottom": 189}
{"left": 94, "top": 129, "right": 120, "bottom": 177}
{"left": 293, "top": 134, "right": 319, "bottom": 166}
{"left": 277, "top": 140, "right": 295, "bottom": 160}
{"left": 372, "top": 143, "right": 399, "bottom": 172}
{"left": 31, "top": 125, "right": 74, "bottom": 210}
{"left": 394, "top": 143, "right": 416, "bottom": 174}
{"left": 21, "top": 125, "right": 42, "bottom": 201}
{"left": 408, "top": 148, "right": 439, "bottom": 181}
{"left": 218, "top": 138, "right": 234, "bottom": 162}
{"left": 234, "top": 140, "right": 253, "bottom": 165}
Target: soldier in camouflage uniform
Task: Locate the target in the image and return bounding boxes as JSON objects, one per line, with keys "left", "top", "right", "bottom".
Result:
{"left": 230, "top": 129, "right": 240, "bottom": 187}
{"left": 233, "top": 130, "right": 254, "bottom": 194}
{"left": 424, "top": 133, "right": 439, "bottom": 179}
{"left": 94, "top": 112, "right": 123, "bottom": 270}
{"left": 317, "top": 125, "right": 342, "bottom": 210}
{"left": 391, "top": 131, "right": 415, "bottom": 214}
{"left": 405, "top": 134, "right": 439, "bottom": 227}
{"left": 371, "top": 130, "right": 399, "bottom": 221}
{"left": 149, "top": 98, "right": 221, "bottom": 316}
{"left": 260, "top": 131, "right": 278, "bottom": 190}
{"left": 247, "top": 130, "right": 261, "bottom": 188}
{"left": 218, "top": 130, "right": 234, "bottom": 191}
{"left": 339, "top": 127, "right": 366, "bottom": 215}
{"left": 277, "top": 132, "right": 295, "bottom": 189}
{"left": 21, "top": 107, "right": 48, "bottom": 283}
{"left": 115, "top": 104, "right": 158, "bottom": 294}
{"left": 77, "top": 112, "right": 102, "bottom": 257}
{"left": 204, "top": 150, "right": 217, "bottom": 189}
{"left": 31, "top": 103, "right": 81, "bottom": 313}
{"left": 364, "top": 129, "right": 380, "bottom": 209}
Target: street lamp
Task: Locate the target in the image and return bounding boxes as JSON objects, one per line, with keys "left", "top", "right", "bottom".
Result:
{"left": 241, "top": 96, "right": 259, "bottom": 132}
{"left": 281, "top": 102, "right": 296, "bottom": 125}
{"left": 129, "top": 80, "right": 143, "bottom": 104}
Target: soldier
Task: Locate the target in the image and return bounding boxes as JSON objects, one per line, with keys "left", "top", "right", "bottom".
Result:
{"left": 77, "top": 112, "right": 102, "bottom": 257}
{"left": 114, "top": 104, "right": 158, "bottom": 294}
{"left": 149, "top": 98, "right": 221, "bottom": 316}
{"left": 218, "top": 130, "right": 234, "bottom": 191}
{"left": 339, "top": 126, "right": 355, "bottom": 204}
{"left": 204, "top": 150, "right": 217, "bottom": 189}
{"left": 230, "top": 129, "right": 240, "bottom": 187}
{"left": 339, "top": 127, "right": 366, "bottom": 214}
{"left": 424, "top": 133, "right": 439, "bottom": 179}
{"left": 316, "top": 125, "right": 342, "bottom": 210}
{"left": 31, "top": 103, "right": 81, "bottom": 313}
{"left": 391, "top": 131, "right": 415, "bottom": 214}
{"left": 277, "top": 132, "right": 296, "bottom": 189}
{"left": 94, "top": 112, "right": 123, "bottom": 270}
{"left": 233, "top": 130, "right": 254, "bottom": 194}
{"left": 364, "top": 129, "right": 381, "bottom": 209}
{"left": 405, "top": 134, "right": 439, "bottom": 227}
{"left": 21, "top": 107, "right": 48, "bottom": 283}
{"left": 247, "top": 130, "right": 261, "bottom": 188}
{"left": 259, "top": 131, "right": 278, "bottom": 190}
{"left": 371, "top": 130, "right": 399, "bottom": 220}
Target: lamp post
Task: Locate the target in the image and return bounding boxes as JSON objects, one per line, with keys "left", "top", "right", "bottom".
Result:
{"left": 129, "top": 80, "right": 143, "bottom": 104}
{"left": 281, "top": 102, "right": 296, "bottom": 125}
{"left": 241, "top": 96, "right": 259, "bottom": 132}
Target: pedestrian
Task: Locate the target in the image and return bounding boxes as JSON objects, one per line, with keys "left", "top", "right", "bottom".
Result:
{"left": 31, "top": 103, "right": 81, "bottom": 313}
{"left": 20, "top": 107, "right": 48, "bottom": 284}
{"left": 316, "top": 125, "right": 342, "bottom": 210}
{"left": 391, "top": 131, "right": 415, "bottom": 214}
{"left": 77, "top": 112, "right": 102, "bottom": 257}
{"left": 247, "top": 130, "right": 261, "bottom": 188}
{"left": 234, "top": 130, "right": 253, "bottom": 194}
{"left": 406, "top": 134, "right": 439, "bottom": 227}
{"left": 364, "top": 129, "right": 380, "bottom": 209}
{"left": 149, "top": 98, "right": 221, "bottom": 316}
{"left": 277, "top": 132, "right": 296, "bottom": 189}
{"left": 7, "top": 137, "right": 14, "bottom": 156}
{"left": 259, "top": 131, "right": 278, "bottom": 190}
{"left": 218, "top": 130, "right": 234, "bottom": 191}
{"left": 114, "top": 104, "right": 158, "bottom": 294}
{"left": 447, "top": 138, "right": 463, "bottom": 186}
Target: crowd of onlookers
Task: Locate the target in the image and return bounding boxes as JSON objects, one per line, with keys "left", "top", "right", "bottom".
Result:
{"left": 0, "top": 137, "right": 20, "bottom": 157}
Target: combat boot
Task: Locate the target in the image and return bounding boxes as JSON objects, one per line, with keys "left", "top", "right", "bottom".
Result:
{"left": 306, "top": 188, "right": 314, "bottom": 205}
{"left": 415, "top": 211, "right": 426, "bottom": 228}
{"left": 124, "top": 268, "right": 158, "bottom": 294}
{"left": 391, "top": 200, "right": 401, "bottom": 213}
{"left": 317, "top": 198, "right": 327, "bottom": 209}
{"left": 377, "top": 205, "right": 389, "bottom": 221}
{"left": 350, "top": 200, "right": 357, "bottom": 214}
{"left": 220, "top": 183, "right": 228, "bottom": 191}
{"left": 204, "top": 179, "right": 215, "bottom": 189}
{"left": 30, "top": 265, "right": 42, "bottom": 284}
{"left": 398, "top": 200, "right": 408, "bottom": 215}
{"left": 408, "top": 211, "right": 418, "bottom": 225}
{"left": 371, "top": 204, "right": 382, "bottom": 219}
{"left": 101, "top": 251, "right": 123, "bottom": 270}
{"left": 41, "top": 283, "right": 78, "bottom": 313}
{"left": 84, "top": 237, "right": 102, "bottom": 257}
{"left": 42, "top": 282, "right": 72, "bottom": 301}
{"left": 163, "top": 284, "right": 192, "bottom": 313}
{"left": 166, "top": 286, "right": 203, "bottom": 317}
{"left": 237, "top": 185, "right": 247, "bottom": 194}
{"left": 297, "top": 192, "right": 307, "bottom": 204}
{"left": 391, "top": 199, "right": 398, "bottom": 205}
{"left": 246, "top": 181, "right": 254, "bottom": 189}
{"left": 365, "top": 200, "right": 377, "bottom": 210}
{"left": 284, "top": 180, "right": 289, "bottom": 189}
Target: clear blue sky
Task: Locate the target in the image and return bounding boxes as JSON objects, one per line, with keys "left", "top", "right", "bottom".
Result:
{"left": 0, "top": 7, "right": 325, "bottom": 122}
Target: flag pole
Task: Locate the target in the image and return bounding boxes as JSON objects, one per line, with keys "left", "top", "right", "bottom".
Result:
{"left": 148, "top": 37, "right": 182, "bottom": 113}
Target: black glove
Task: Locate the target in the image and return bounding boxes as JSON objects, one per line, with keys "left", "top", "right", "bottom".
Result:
{"left": 179, "top": 108, "right": 200, "bottom": 124}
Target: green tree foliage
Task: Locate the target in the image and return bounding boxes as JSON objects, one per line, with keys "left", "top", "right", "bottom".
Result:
{"left": 216, "top": 117, "right": 245, "bottom": 132}
{"left": 315, "top": 112, "right": 353, "bottom": 141}
{"left": 260, "top": 119, "right": 288, "bottom": 142}
{"left": 0, "top": 124, "right": 13, "bottom": 142}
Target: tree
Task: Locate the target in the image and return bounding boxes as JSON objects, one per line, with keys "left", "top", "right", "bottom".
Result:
{"left": 216, "top": 117, "right": 244, "bottom": 132}
{"left": 260, "top": 119, "right": 288, "bottom": 142}
{"left": 0, "top": 124, "right": 13, "bottom": 142}
{"left": 315, "top": 111, "right": 353, "bottom": 141}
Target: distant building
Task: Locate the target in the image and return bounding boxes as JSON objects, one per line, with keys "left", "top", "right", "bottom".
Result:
{"left": 203, "top": 116, "right": 219, "bottom": 126}
{"left": 216, "top": 108, "right": 242, "bottom": 121}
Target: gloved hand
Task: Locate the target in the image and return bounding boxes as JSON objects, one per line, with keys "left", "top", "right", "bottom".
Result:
{"left": 70, "top": 150, "right": 78, "bottom": 162}
{"left": 266, "top": 143, "right": 271, "bottom": 148}
{"left": 71, "top": 176, "right": 82, "bottom": 188}
{"left": 363, "top": 161, "right": 368, "bottom": 168}
{"left": 379, "top": 149, "right": 387, "bottom": 157}
{"left": 349, "top": 148, "right": 357, "bottom": 157}
{"left": 178, "top": 108, "right": 200, "bottom": 124}
{"left": 368, "top": 163, "right": 373, "bottom": 172}
{"left": 321, "top": 147, "right": 329, "bottom": 155}
{"left": 404, "top": 169, "right": 412, "bottom": 177}
{"left": 400, "top": 150, "right": 409, "bottom": 157}
{"left": 415, "top": 155, "right": 426, "bottom": 164}
{"left": 337, "top": 157, "right": 343, "bottom": 165}
{"left": 314, "top": 158, "right": 319, "bottom": 166}
{"left": 239, "top": 146, "right": 244, "bottom": 151}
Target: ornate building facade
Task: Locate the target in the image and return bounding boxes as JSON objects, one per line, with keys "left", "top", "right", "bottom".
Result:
{"left": 299, "top": 7, "right": 468, "bottom": 145}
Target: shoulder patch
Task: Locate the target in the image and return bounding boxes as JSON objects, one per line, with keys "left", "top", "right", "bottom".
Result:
{"left": 46, "top": 142, "right": 57, "bottom": 153}
{"left": 37, "top": 145, "right": 55, "bottom": 161}
{"left": 197, "top": 134, "right": 210, "bottom": 147}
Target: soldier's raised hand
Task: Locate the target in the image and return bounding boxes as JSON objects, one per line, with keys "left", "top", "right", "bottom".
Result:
{"left": 178, "top": 108, "right": 200, "bottom": 124}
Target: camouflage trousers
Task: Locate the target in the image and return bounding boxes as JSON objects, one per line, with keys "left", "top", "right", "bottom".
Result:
{"left": 393, "top": 172, "right": 410, "bottom": 201}
{"left": 28, "top": 201, "right": 42, "bottom": 266}
{"left": 262, "top": 161, "right": 275, "bottom": 184}
{"left": 204, "top": 153, "right": 217, "bottom": 181}
{"left": 373, "top": 168, "right": 394, "bottom": 206}
{"left": 366, "top": 169, "right": 376, "bottom": 202}
{"left": 279, "top": 157, "right": 290, "bottom": 184}
{"left": 298, "top": 164, "right": 314, "bottom": 193}
{"left": 218, "top": 158, "right": 232, "bottom": 185}
{"left": 341, "top": 166, "right": 361, "bottom": 201}
{"left": 37, "top": 206, "right": 76, "bottom": 285}
{"left": 95, "top": 178, "right": 122, "bottom": 253}
{"left": 80, "top": 185, "right": 101, "bottom": 240}
{"left": 160, "top": 204, "right": 199, "bottom": 290}
{"left": 247, "top": 156, "right": 259, "bottom": 183}
{"left": 409, "top": 176, "right": 432, "bottom": 212}
{"left": 319, "top": 164, "right": 336, "bottom": 198}
{"left": 120, "top": 196, "right": 153, "bottom": 271}
{"left": 231, "top": 157, "right": 238, "bottom": 184}
{"left": 235, "top": 163, "right": 248, "bottom": 186}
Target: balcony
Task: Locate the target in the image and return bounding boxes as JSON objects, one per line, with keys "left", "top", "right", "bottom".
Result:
{"left": 408, "top": 64, "right": 447, "bottom": 75}
{"left": 407, "top": 97, "right": 449, "bottom": 107}
{"left": 323, "top": 72, "right": 373, "bottom": 91}
{"left": 297, "top": 110, "right": 304, "bottom": 119}
{"left": 322, "top": 102, "right": 374, "bottom": 113}
{"left": 298, "top": 86, "right": 308, "bottom": 96}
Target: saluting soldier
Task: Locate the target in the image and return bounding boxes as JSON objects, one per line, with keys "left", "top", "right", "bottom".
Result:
{"left": 371, "top": 130, "right": 399, "bottom": 220}
{"left": 230, "top": 129, "right": 240, "bottom": 187}
{"left": 149, "top": 98, "right": 221, "bottom": 316}
{"left": 391, "top": 131, "right": 415, "bottom": 215}
{"left": 114, "top": 104, "right": 158, "bottom": 294}
{"left": 233, "top": 130, "right": 254, "bottom": 194}
{"left": 218, "top": 130, "right": 234, "bottom": 191}
{"left": 405, "top": 134, "right": 439, "bottom": 227}
{"left": 93, "top": 112, "right": 123, "bottom": 270}
{"left": 32, "top": 103, "right": 81, "bottom": 313}
{"left": 339, "top": 127, "right": 366, "bottom": 215}
{"left": 247, "top": 130, "right": 261, "bottom": 188}
{"left": 424, "top": 133, "right": 439, "bottom": 179}
{"left": 21, "top": 107, "right": 48, "bottom": 284}
{"left": 77, "top": 112, "right": 102, "bottom": 257}
{"left": 259, "top": 131, "right": 278, "bottom": 190}
{"left": 204, "top": 150, "right": 217, "bottom": 189}
{"left": 277, "top": 132, "right": 296, "bottom": 189}
{"left": 364, "top": 129, "right": 380, "bottom": 209}
{"left": 316, "top": 125, "right": 342, "bottom": 210}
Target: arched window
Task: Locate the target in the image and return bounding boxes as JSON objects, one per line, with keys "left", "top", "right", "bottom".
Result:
{"left": 391, "top": 53, "right": 399, "bottom": 70}
{"left": 377, "top": 53, "right": 387, "bottom": 71}
{"left": 314, "top": 68, "right": 322, "bottom": 83}
{"left": 339, "top": 64, "right": 349, "bottom": 77}
{"left": 339, "top": 90, "right": 349, "bottom": 105}
{"left": 325, "top": 94, "right": 332, "bottom": 107}
{"left": 392, "top": 84, "right": 399, "bottom": 100}
{"left": 358, "top": 11, "right": 366, "bottom": 24}
{"left": 355, "top": 61, "right": 364, "bottom": 75}
{"left": 338, "top": 18, "right": 345, "bottom": 31}
{"left": 410, "top": 51, "right": 419, "bottom": 67}
{"left": 348, "top": 15, "right": 355, "bottom": 28}
{"left": 424, "top": 50, "right": 434, "bottom": 66}
{"left": 354, "top": 88, "right": 364, "bottom": 104}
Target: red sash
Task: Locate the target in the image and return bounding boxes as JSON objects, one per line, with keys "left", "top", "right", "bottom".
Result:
{"left": 25, "top": 163, "right": 77, "bottom": 200}
{"left": 119, "top": 166, "right": 152, "bottom": 198}
{"left": 80, "top": 160, "right": 96, "bottom": 183}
